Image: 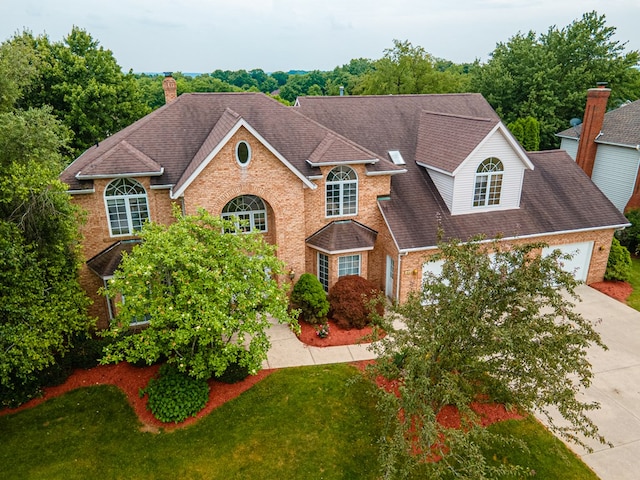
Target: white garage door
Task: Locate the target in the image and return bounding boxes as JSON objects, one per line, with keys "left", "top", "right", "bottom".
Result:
{"left": 542, "top": 241, "right": 594, "bottom": 282}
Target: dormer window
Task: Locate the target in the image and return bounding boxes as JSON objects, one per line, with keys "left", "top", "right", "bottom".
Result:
{"left": 473, "top": 157, "right": 503, "bottom": 207}
{"left": 104, "top": 178, "right": 149, "bottom": 236}
{"left": 326, "top": 166, "right": 357, "bottom": 217}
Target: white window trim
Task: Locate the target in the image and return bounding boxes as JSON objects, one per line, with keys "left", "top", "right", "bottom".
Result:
{"left": 325, "top": 166, "right": 358, "bottom": 218}
{"left": 235, "top": 140, "right": 252, "bottom": 167}
{"left": 473, "top": 158, "right": 503, "bottom": 208}
{"left": 104, "top": 178, "right": 150, "bottom": 237}
{"left": 222, "top": 195, "right": 268, "bottom": 234}
{"left": 318, "top": 252, "right": 329, "bottom": 292}
{"left": 338, "top": 254, "right": 361, "bottom": 277}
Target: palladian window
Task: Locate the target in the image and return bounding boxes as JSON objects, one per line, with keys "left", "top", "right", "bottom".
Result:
{"left": 326, "top": 166, "right": 357, "bottom": 217}
{"left": 104, "top": 178, "right": 150, "bottom": 236}
{"left": 222, "top": 195, "right": 267, "bottom": 233}
{"left": 473, "top": 157, "right": 503, "bottom": 207}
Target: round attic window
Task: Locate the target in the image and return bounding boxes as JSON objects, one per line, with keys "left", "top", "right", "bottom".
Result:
{"left": 236, "top": 141, "right": 251, "bottom": 166}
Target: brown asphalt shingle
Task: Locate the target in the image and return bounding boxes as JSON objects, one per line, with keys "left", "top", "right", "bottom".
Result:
{"left": 306, "top": 220, "right": 378, "bottom": 253}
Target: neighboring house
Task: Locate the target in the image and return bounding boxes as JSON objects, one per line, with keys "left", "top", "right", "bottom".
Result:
{"left": 61, "top": 78, "right": 628, "bottom": 328}
{"left": 557, "top": 86, "right": 640, "bottom": 212}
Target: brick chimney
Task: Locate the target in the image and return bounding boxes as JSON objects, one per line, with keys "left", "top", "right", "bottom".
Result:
{"left": 162, "top": 72, "right": 177, "bottom": 104}
{"left": 575, "top": 83, "right": 611, "bottom": 178}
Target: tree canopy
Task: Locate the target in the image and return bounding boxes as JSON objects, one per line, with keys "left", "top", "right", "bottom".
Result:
{"left": 101, "top": 209, "right": 297, "bottom": 380}
{"left": 0, "top": 40, "right": 93, "bottom": 392}
{"left": 369, "top": 237, "right": 607, "bottom": 479}
{"left": 5, "top": 27, "right": 149, "bottom": 157}
{"left": 471, "top": 11, "right": 640, "bottom": 149}
{"left": 354, "top": 40, "right": 470, "bottom": 95}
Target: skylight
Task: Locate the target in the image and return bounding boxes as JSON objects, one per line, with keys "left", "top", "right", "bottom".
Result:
{"left": 388, "top": 150, "right": 405, "bottom": 165}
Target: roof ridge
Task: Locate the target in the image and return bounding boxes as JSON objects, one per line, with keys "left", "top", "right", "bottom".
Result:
{"left": 421, "top": 110, "right": 496, "bottom": 122}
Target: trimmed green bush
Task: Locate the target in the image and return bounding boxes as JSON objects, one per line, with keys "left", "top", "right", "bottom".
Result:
{"left": 605, "top": 237, "right": 632, "bottom": 281}
{"left": 216, "top": 361, "right": 250, "bottom": 384}
{"left": 290, "top": 273, "right": 329, "bottom": 324}
{"left": 140, "top": 365, "right": 210, "bottom": 423}
{"left": 617, "top": 208, "right": 640, "bottom": 255}
{"left": 328, "top": 275, "right": 384, "bottom": 329}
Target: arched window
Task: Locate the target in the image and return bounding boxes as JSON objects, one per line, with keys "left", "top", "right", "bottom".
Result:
{"left": 326, "top": 166, "right": 357, "bottom": 217}
{"left": 104, "top": 178, "right": 150, "bottom": 236}
{"left": 473, "top": 158, "right": 503, "bottom": 207}
{"left": 222, "top": 195, "right": 267, "bottom": 233}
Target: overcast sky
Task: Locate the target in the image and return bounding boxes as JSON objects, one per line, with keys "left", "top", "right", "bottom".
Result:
{"left": 2, "top": 0, "right": 639, "bottom": 73}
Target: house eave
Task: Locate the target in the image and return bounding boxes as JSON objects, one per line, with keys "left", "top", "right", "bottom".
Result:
{"left": 76, "top": 168, "right": 164, "bottom": 180}
{"left": 366, "top": 169, "right": 407, "bottom": 176}
{"left": 305, "top": 158, "right": 379, "bottom": 168}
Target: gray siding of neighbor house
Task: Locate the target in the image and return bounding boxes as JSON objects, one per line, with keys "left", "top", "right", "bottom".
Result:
{"left": 560, "top": 138, "right": 579, "bottom": 160}
{"left": 591, "top": 144, "right": 640, "bottom": 212}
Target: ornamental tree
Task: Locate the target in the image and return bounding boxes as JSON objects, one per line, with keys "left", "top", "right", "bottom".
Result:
{"left": 369, "top": 237, "right": 607, "bottom": 479}
{"left": 101, "top": 209, "right": 297, "bottom": 380}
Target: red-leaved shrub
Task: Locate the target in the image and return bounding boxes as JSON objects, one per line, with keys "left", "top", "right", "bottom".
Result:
{"left": 328, "top": 275, "right": 385, "bottom": 329}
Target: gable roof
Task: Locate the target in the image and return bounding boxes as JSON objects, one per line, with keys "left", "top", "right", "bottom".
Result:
{"left": 297, "top": 95, "right": 628, "bottom": 251}
{"left": 557, "top": 99, "right": 640, "bottom": 147}
{"left": 61, "top": 92, "right": 403, "bottom": 194}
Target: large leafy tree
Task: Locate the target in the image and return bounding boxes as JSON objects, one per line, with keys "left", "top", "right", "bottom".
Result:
{"left": 471, "top": 11, "right": 640, "bottom": 149}
{"left": 7, "top": 27, "right": 149, "bottom": 156}
{"left": 354, "top": 40, "right": 470, "bottom": 95}
{"left": 101, "top": 210, "right": 297, "bottom": 380}
{"left": 0, "top": 62, "right": 93, "bottom": 392}
{"left": 369, "top": 238, "right": 606, "bottom": 479}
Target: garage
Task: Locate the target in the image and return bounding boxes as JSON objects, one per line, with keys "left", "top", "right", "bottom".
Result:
{"left": 542, "top": 241, "right": 594, "bottom": 282}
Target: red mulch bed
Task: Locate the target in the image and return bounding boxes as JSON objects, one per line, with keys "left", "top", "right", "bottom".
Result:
{"left": 297, "top": 318, "right": 380, "bottom": 347}
{"left": 590, "top": 280, "right": 633, "bottom": 303}
{"left": 3, "top": 324, "right": 519, "bottom": 433}
{"left": 0, "top": 362, "right": 273, "bottom": 431}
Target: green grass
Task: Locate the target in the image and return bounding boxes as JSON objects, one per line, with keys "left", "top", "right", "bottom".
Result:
{"left": 0, "top": 364, "right": 597, "bottom": 479}
{"left": 626, "top": 256, "right": 640, "bottom": 311}
{"left": 486, "top": 417, "right": 599, "bottom": 479}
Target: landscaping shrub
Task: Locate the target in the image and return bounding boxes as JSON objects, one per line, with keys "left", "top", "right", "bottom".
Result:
{"left": 617, "top": 208, "right": 640, "bottom": 255}
{"left": 140, "top": 364, "right": 210, "bottom": 423}
{"left": 290, "top": 273, "right": 329, "bottom": 324}
{"left": 328, "top": 275, "right": 385, "bottom": 329}
{"left": 605, "top": 236, "right": 632, "bottom": 281}
{"left": 0, "top": 374, "right": 43, "bottom": 408}
{"left": 216, "top": 361, "right": 250, "bottom": 384}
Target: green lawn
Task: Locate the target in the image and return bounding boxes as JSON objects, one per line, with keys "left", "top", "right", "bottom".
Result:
{"left": 0, "top": 364, "right": 597, "bottom": 479}
{"left": 626, "top": 256, "right": 640, "bottom": 311}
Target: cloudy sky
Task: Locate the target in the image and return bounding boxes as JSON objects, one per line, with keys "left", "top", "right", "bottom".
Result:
{"left": 1, "top": 0, "right": 639, "bottom": 73}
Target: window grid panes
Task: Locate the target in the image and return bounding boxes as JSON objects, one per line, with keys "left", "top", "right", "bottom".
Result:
{"left": 104, "top": 178, "right": 149, "bottom": 236}
{"left": 318, "top": 253, "right": 329, "bottom": 292}
{"left": 222, "top": 195, "right": 268, "bottom": 233}
{"left": 473, "top": 158, "right": 503, "bottom": 207}
{"left": 326, "top": 166, "right": 357, "bottom": 217}
{"left": 338, "top": 254, "right": 361, "bottom": 277}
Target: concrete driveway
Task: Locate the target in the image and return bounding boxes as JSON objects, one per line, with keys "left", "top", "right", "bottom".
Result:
{"left": 555, "top": 285, "right": 640, "bottom": 479}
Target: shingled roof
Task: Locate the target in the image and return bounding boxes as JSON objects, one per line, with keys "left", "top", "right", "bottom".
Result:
{"left": 557, "top": 99, "right": 640, "bottom": 147}
{"left": 297, "top": 95, "right": 628, "bottom": 251}
{"left": 61, "top": 92, "right": 403, "bottom": 193}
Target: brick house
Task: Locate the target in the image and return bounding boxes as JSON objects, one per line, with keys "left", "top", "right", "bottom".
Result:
{"left": 557, "top": 85, "right": 640, "bottom": 212}
{"left": 61, "top": 83, "right": 628, "bottom": 328}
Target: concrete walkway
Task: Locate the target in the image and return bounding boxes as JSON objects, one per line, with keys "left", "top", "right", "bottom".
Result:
{"left": 553, "top": 285, "right": 640, "bottom": 480}
{"left": 261, "top": 285, "right": 640, "bottom": 479}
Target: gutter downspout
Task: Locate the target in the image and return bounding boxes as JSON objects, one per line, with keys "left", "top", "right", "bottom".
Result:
{"left": 395, "top": 252, "right": 407, "bottom": 303}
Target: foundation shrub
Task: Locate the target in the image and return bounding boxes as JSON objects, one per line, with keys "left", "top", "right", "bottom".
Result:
{"left": 216, "top": 361, "right": 250, "bottom": 384}
{"left": 290, "top": 273, "right": 329, "bottom": 324}
{"left": 605, "top": 236, "right": 632, "bottom": 282}
{"left": 328, "top": 275, "right": 384, "bottom": 329}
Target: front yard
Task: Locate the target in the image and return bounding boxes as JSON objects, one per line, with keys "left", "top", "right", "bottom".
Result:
{"left": 1, "top": 364, "right": 598, "bottom": 479}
